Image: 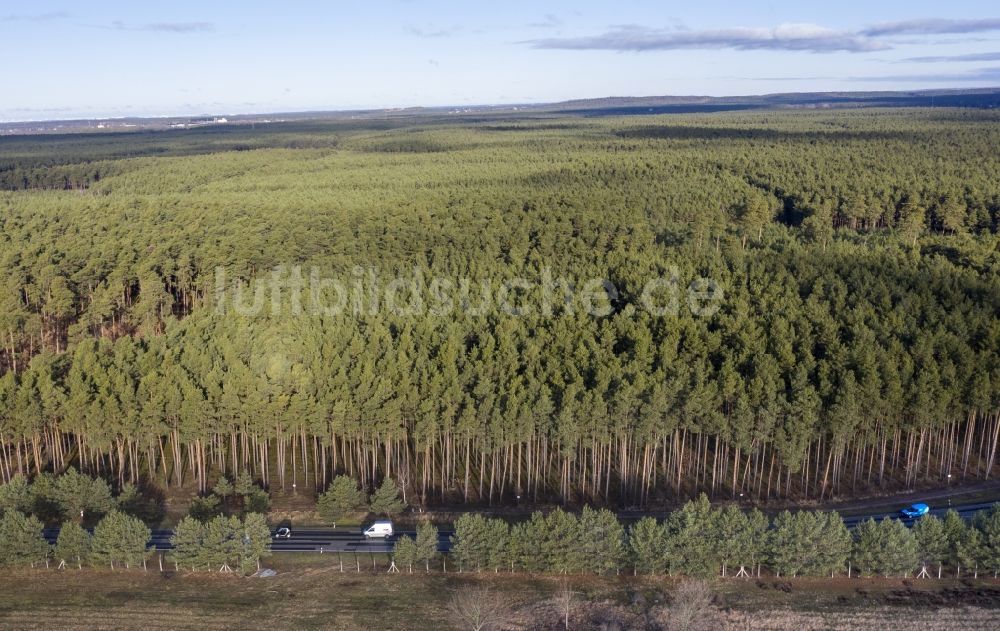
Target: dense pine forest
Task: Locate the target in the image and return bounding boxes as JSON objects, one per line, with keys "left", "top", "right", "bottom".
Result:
{"left": 1, "top": 108, "right": 998, "bottom": 506}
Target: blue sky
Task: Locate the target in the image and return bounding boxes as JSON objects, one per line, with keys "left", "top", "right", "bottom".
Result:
{"left": 2, "top": 1, "right": 999, "bottom": 120}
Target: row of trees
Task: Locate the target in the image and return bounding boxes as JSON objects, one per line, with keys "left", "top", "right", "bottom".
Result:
{"left": 0, "top": 506, "right": 272, "bottom": 574}
{"left": 446, "top": 496, "right": 1000, "bottom": 578}
{"left": 391, "top": 522, "right": 440, "bottom": 572}
{"left": 171, "top": 513, "right": 272, "bottom": 573}
{"left": 317, "top": 476, "right": 404, "bottom": 524}
{"left": 0, "top": 469, "right": 132, "bottom": 523}
{"left": 188, "top": 472, "right": 270, "bottom": 521}
{"left": 0, "top": 509, "right": 151, "bottom": 570}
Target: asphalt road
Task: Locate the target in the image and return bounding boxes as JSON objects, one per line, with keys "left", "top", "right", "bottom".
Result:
{"left": 838, "top": 500, "right": 996, "bottom": 529}
{"left": 40, "top": 500, "right": 998, "bottom": 554}
{"left": 41, "top": 526, "right": 455, "bottom": 553}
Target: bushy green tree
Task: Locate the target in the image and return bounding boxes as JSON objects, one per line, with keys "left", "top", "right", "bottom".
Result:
{"left": 54, "top": 520, "right": 91, "bottom": 569}
{"left": 451, "top": 513, "right": 492, "bottom": 571}
{"left": 368, "top": 477, "right": 404, "bottom": 516}
{"left": 213, "top": 477, "right": 235, "bottom": 500}
{"left": 541, "top": 508, "right": 584, "bottom": 574}
{"left": 317, "top": 476, "right": 365, "bottom": 524}
{"left": 853, "top": 518, "right": 918, "bottom": 577}
{"left": 897, "top": 197, "right": 926, "bottom": 247}
{"left": 628, "top": 517, "right": 667, "bottom": 575}
{"left": 242, "top": 489, "right": 271, "bottom": 515}
{"left": 913, "top": 515, "right": 948, "bottom": 577}
{"left": 233, "top": 472, "right": 257, "bottom": 496}
{"left": 482, "top": 517, "right": 509, "bottom": 573}
{"left": 54, "top": 467, "right": 115, "bottom": 521}
{"left": 979, "top": 505, "right": 1000, "bottom": 577}
{"left": 90, "top": 510, "right": 151, "bottom": 569}
{"left": 413, "top": 522, "right": 439, "bottom": 572}
{"left": 510, "top": 513, "right": 549, "bottom": 573}
{"left": 578, "top": 506, "right": 626, "bottom": 575}
{"left": 768, "top": 511, "right": 802, "bottom": 577}
{"left": 714, "top": 504, "right": 746, "bottom": 577}
{"left": 815, "top": 512, "right": 853, "bottom": 577}
{"left": 239, "top": 512, "right": 272, "bottom": 574}
{"left": 0, "top": 474, "right": 33, "bottom": 514}
{"left": 942, "top": 509, "right": 970, "bottom": 577}
{"left": 171, "top": 515, "right": 206, "bottom": 570}
{"left": 664, "top": 494, "right": 718, "bottom": 577}
{"left": 393, "top": 534, "right": 418, "bottom": 572}
{"left": 203, "top": 515, "right": 242, "bottom": 571}
{"left": 957, "top": 527, "right": 986, "bottom": 578}
{"left": 0, "top": 511, "right": 49, "bottom": 567}
{"left": 188, "top": 495, "right": 223, "bottom": 522}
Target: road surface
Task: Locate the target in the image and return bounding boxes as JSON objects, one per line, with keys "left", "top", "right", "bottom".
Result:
{"left": 41, "top": 526, "right": 454, "bottom": 553}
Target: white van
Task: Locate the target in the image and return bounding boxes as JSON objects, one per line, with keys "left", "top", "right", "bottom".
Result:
{"left": 364, "top": 520, "right": 394, "bottom": 539}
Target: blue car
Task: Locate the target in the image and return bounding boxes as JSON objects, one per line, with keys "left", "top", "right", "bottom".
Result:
{"left": 900, "top": 503, "right": 930, "bottom": 519}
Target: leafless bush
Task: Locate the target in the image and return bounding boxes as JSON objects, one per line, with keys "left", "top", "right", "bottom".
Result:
{"left": 553, "top": 580, "right": 576, "bottom": 630}
{"left": 446, "top": 585, "right": 514, "bottom": 631}
{"left": 653, "top": 580, "right": 721, "bottom": 631}
{"left": 720, "top": 606, "right": 1000, "bottom": 630}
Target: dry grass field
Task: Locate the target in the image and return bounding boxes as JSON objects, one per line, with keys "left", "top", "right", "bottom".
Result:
{"left": 1, "top": 560, "right": 999, "bottom": 630}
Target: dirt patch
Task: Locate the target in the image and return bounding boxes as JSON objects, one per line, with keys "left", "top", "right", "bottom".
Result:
{"left": 883, "top": 585, "right": 1000, "bottom": 608}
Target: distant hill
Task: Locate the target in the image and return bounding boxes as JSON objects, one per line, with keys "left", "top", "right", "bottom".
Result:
{"left": 3, "top": 87, "right": 999, "bottom": 135}
{"left": 539, "top": 88, "right": 1000, "bottom": 116}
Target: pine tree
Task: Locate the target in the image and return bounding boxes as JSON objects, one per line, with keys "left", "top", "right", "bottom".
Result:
{"left": 317, "top": 476, "right": 366, "bottom": 524}
{"left": 880, "top": 519, "right": 919, "bottom": 577}
{"left": 941, "top": 509, "right": 969, "bottom": 576}
{"left": 451, "top": 513, "right": 490, "bottom": 571}
{"left": 957, "top": 527, "right": 986, "bottom": 578}
{"left": 203, "top": 515, "right": 241, "bottom": 572}
{"left": 239, "top": 512, "right": 272, "bottom": 574}
{"left": 0, "top": 474, "right": 33, "bottom": 514}
{"left": 737, "top": 509, "right": 770, "bottom": 577}
{"left": 393, "top": 535, "right": 418, "bottom": 572}
{"left": 188, "top": 495, "right": 223, "bottom": 522}
{"left": 233, "top": 471, "right": 257, "bottom": 496}
{"left": 0, "top": 511, "right": 50, "bottom": 567}
{"left": 664, "top": 494, "right": 718, "bottom": 577}
{"left": 852, "top": 518, "right": 881, "bottom": 577}
{"left": 54, "top": 520, "right": 91, "bottom": 569}
{"left": 242, "top": 489, "right": 271, "bottom": 515}
{"left": 715, "top": 505, "right": 748, "bottom": 577}
{"left": 483, "top": 518, "right": 510, "bottom": 573}
{"left": 855, "top": 518, "right": 918, "bottom": 577}
{"left": 368, "top": 477, "right": 405, "bottom": 517}
{"left": 896, "top": 197, "right": 926, "bottom": 247}
{"left": 628, "top": 517, "right": 667, "bottom": 575}
{"left": 213, "top": 477, "right": 235, "bottom": 501}
{"left": 54, "top": 467, "right": 114, "bottom": 521}
{"left": 769, "top": 511, "right": 802, "bottom": 577}
{"left": 980, "top": 506, "right": 1000, "bottom": 577}
{"left": 171, "top": 516, "right": 207, "bottom": 570}
{"left": 511, "top": 513, "right": 548, "bottom": 573}
{"left": 936, "top": 195, "right": 966, "bottom": 234}
{"left": 578, "top": 506, "right": 626, "bottom": 575}
{"left": 737, "top": 192, "right": 775, "bottom": 248}
{"left": 816, "top": 512, "right": 852, "bottom": 577}
{"left": 802, "top": 201, "right": 834, "bottom": 250}
{"left": 90, "top": 510, "right": 151, "bottom": 569}
{"left": 913, "top": 515, "right": 948, "bottom": 578}
{"left": 414, "top": 522, "right": 439, "bottom": 572}
{"left": 542, "top": 509, "right": 584, "bottom": 574}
